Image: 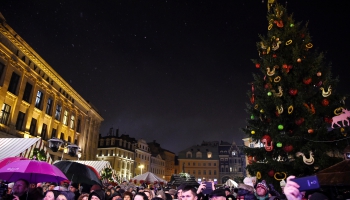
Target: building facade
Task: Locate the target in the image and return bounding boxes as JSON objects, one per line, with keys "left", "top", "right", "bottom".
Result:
{"left": 148, "top": 140, "right": 174, "bottom": 181}
{"left": 178, "top": 141, "right": 220, "bottom": 183}
{"left": 0, "top": 14, "right": 103, "bottom": 161}
{"left": 135, "top": 139, "right": 152, "bottom": 176}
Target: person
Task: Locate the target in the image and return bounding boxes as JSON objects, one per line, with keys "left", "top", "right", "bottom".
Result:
{"left": 224, "top": 188, "right": 235, "bottom": 200}
{"left": 105, "top": 189, "right": 112, "bottom": 200}
{"left": 70, "top": 183, "right": 81, "bottom": 200}
{"left": 57, "top": 193, "right": 69, "bottom": 200}
{"left": 167, "top": 189, "right": 176, "bottom": 199}
{"left": 108, "top": 191, "right": 122, "bottom": 200}
{"left": 49, "top": 183, "right": 58, "bottom": 191}
{"left": 1, "top": 183, "right": 14, "bottom": 199}
{"left": 77, "top": 193, "right": 89, "bottom": 200}
{"left": 156, "top": 190, "right": 166, "bottom": 200}
{"left": 124, "top": 191, "right": 133, "bottom": 200}
{"left": 134, "top": 192, "right": 148, "bottom": 200}
{"left": 255, "top": 180, "right": 268, "bottom": 200}
{"left": 283, "top": 176, "right": 329, "bottom": 200}
{"left": 175, "top": 184, "right": 187, "bottom": 200}
{"left": 237, "top": 182, "right": 256, "bottom": 200}
{"left": 143, "top": 189, "right": 153, "bottom": 200}
{"left": 6, "top": 179, "right": 31, "bottom": 200}
{"left": 90, "top": 185, "right": 102, "bottom": 193}
{"left": 209, "top": 189, "right": 227, "bottom": 200}
{"left": 89, "top": 190, "right": 105, "bottom": 200}
{"left": 43, "top": 190, "right": 60, "bottom": 200}
{"left": 180, "top": 186, "right": 197, "bottom": 200}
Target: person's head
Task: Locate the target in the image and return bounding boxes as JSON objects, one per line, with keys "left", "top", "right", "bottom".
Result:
{"left": 7, "top": 182, "right": 14, "bottom": 194}
{"left": 165, "top": 193, "right": 172, "bottom": 200}
{"left": 90, "top": 184, "right": 102, "bottom": 193}
{"left": 13, "top": 179, "right": 29, "bottom": 196}
{"left": 134, "top": 192, "right": 148, "bottom": 200}
{"left": 124, "top": 191, "right": 133, "bottom": 200}
{"left": 77, "top": 193, "right": 89, "bottom": 200}
{"left": 70, "top": 183, "right": 79, "bottom": 193}
{"left": 181, "top": 186, "right": 197, "bottom": 200}
{"left": 57, "top": 194, "right": 68, "bottom": 200}
{"left": 167, "top": 189, "right": 176, "bottom": 199}
{"left": 49, "top": 183, "right": 57, "bottom": 190}
{"left": 176, "top": 184, "right": 187, "bottom": 200}
{"left": 157, "top": 190, "right": 166, "bottom": 200}
{"left": 256, "top": 180, "right": 268, "bottom": 197}
{"left": 89, "top": 190, "right": 105, "bottom": 200}
{"left": 224, "top": 188, "right": 231, "bottom": 196}
{"left": 143, "top": 189, "right": 153, "bottom": 200}
{"left": 110, "top": 191, "right": 123, "bottom": 200}
{"left": 44, "top": 190, "right": 60, "bottom": 200}
{"left": 209, "top": 189, "right": 226, "bottom": 200}
{"left": 106, "top": 189, "right": 112, "bottom": 196}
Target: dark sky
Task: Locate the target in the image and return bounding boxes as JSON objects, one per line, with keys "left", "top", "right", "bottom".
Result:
{"left": 1, "top": 1, "right": 350, "bottom": 154}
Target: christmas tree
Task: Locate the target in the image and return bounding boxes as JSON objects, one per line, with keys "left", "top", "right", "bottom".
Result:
{"left": 243, "top": 2, "right": 349, "bottom": 187}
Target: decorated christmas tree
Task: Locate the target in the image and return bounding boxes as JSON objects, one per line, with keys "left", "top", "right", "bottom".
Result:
{"left": 243, "top": 2, "right": 349, "bottom": 186}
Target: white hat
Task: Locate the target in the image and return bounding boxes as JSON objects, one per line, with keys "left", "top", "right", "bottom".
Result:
{"left": 8, "top": 182, "right": 14, "bottom": 189}
{"left": 243, "top": 177, "right": 254, "bottom": 187}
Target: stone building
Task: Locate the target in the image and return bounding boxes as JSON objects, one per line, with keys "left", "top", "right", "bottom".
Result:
{"left": 148, "top": 140, "right": 174, "bottom": 181}
{"left": 219, "top": 141, "right": 245, "bottom": 183}
{"left": 0, "top": 13, "right": 103, "bottom": 161}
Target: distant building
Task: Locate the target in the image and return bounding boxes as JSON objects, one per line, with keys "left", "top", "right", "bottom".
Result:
{"left": 177, "top": 141, "right": 219, "bottom": 183}
{"left": 135, "top": 139, "right": 152, "bottom": 176}
{"left": 97, "top": 129, "right": 136, "bottom": 181}
{"left": 148, "top": 140, "right": 175, "bottom": 181}
{"left": 0, "top": 13, "right": 103, "bottom": 161}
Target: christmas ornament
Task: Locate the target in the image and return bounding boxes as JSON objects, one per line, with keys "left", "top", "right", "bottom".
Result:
{"left": 303, "top": 77, "right": 312, "bottom": 85}
{"left": 288, "top": 154, "right": 295, "bottom": 162}
{"left": 260, "top": 109, "right": 264, "bottom": 113}
{"left": 250, "top": 95, "right": 255, "bottom": 104}
{"left": 261, "top": 135, "right": 272, "bottom": 144}
{"left": 283, "top": 145, "right": 293, "bottom": 153}
{"left": 276, "top": 142, "right": 282, "bottom": 147}
{"left": 267, "top": 66, "right": 277, "bottom": 76}
{"left": 276, "top": 105, "right": 283, "bottom": 114}
{"left": 256, "top": 63, "right": 261, "bottom": 68}
{"left": 288, "top": 88, "right": 298, "bottom": 96}
{"left": 273, "top": 76, "right": 281, "bottom": 83}
{"left": 264, "top": 83, "right": 272, "bottom": 89}
{"left": 278, "top": 125, "right": 284, "bottom": 130}
{"left": 297, "top": 58, "right": 302, "bottom": 63}
{"left": 296, "top": 151, "right": 314, "bottom": 165}
{"left": 248, "top": 156, "right": 256, "bottom": 164}
{"left": 295, "top": 118, "right": 304, "bottom": 125}
{"left": 260, "top": 42, "right": 267, "bottom": 49}
{"left": 282, "top": 64, "right": 292, "bottom": 73}
{"left": 273, "top": 86, "right": 283, "bottom": 97}
{"left": 308, "top": 129, "right": 314, "bottom": 134}
{"left": 290, "top": 23, "right": 294, "bottom": 27}
{"left": 274, "top": 172, "right": 287, "bottom": 181}
{"left": 268, "top": 24, "right": 273, "bottom": 30}
{"left": 334, "top": 107, "right": 344, "bottom": 115}
{"left": 268, "top": 170, "right": 275, "bottom": 177}
{"left": 332, "top": 108, "right": 350, "bottom": 128}
{"left": 262, "top": 139, "right": 273, "bottom": 151}
{"left": 286, "top": 40, "right": 292, "bottom": 45}
{"left": 324, "top": 116, "right": 332, "bottom": 124}
{"left": 305, "top": 43, "right": 313, "bottom": 48}
{"left": 321, "top": 99, "right": 329, "bottom": 106}
{"left": 316, "top": 81, "right": 323, "bottom": 87}
{"left": 250, "top": 115, "right": 255, "bottom": 120}
{"left": 254, "top": 104, "right": 259, "bottom": 109}
{"left": 288, "top": 105, "right": 293, "bottom": 114}
{"left": 274, "top": 20, "right": 283, "bottom": 27}
{"left": 267, "top": 92, "right": 272, "bottom": 96}
{"left": 267, "top": 47, "right": 271, "bottom": 54}
{"left": 273, "top": 54, "right": 277, "bottom": 58}
{"left": 320, "top": 85, "right": 332, "bottom": 97}
{"left": 272, "top": 39, "right": 282, "bottom": 51}
{"left": 317, "top": 72, "right": 322, "bottom": 76}
{"left": 303, "top": 103, "right": 315, "bottom": 114}
{"left": 251, "top": 130, "right": 256, "bottom": 134}
{"left": 256, "top": 171, "right": 262, "bottom": 179}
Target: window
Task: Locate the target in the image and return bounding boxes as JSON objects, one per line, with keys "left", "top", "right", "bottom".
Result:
{"left": 51, "top": 128, "right": 57, "bottom": 138}
{"left": 193, "top": 162, "right": 196, "bottom": 166}
{"left": 186, "top": 152, "right": 192, "bottom": 158}
{"left": 203, "top": 163, "right": 206, "bottom": 166}
{"left": 63, "top": 110, "right": 68, "bottom": 125}
{"left": 208, "top": 163, "right": 211, "bottom": 166}
{"left": 15, "top": 111, "right": 25, "bottom": 131}
{"left": 22, "top": 82, "right": 33, "bottom": 102}
{"left": 0, "top": 62, "right": 5, "bottom": 80}
{"left": 196, "top": 151, "right": 202, "bottom": 158}
{"left": 70, "top": 115, "right": 75, "bottom": 129}
{"left": 35, "top": 91, "right": 43, "bottom": 109}
{"left": 55, "top": 104, "right": 62, "bottom": 120}
{"left": 60, "top": 133, "right": 65, "bottom": 140}
{"left": 207, "top": 152, "right": 212, "bottom": 158}
{"left": 198, "top": 170, "right": 201, "bottom": 175}
{"left": 193, "top": 170, "right": 196, "bottom": 174}
{"left": 188, "top": 162, "right": 190, "bottom": 166}
{"left": 76, "top": 118, "right": 81, "bottom": 132}
{"left": 209, "top": 170, "right": 211, "bottom": 175}
{"left": 46, "top": 98, "right": 53, "bottom": 115}
{"left": 68, "top": 136, "right": 72, "bottom": 143}
{"left": 41, "top": 124, "right": 48, "bottom": 140}
{"left": 232, "top": 151, "right": 237, "bottom": 156}
{"left": 8, "top": 72, "right": 20, "bottom": 94}
{"left": 29, "top": 118, "right": 37, "bottom": 136}
{"left": 0, "top": 103, "right": 11, "bottom": 125}
{"left": 214, "top": 170, "right": 217, "bottom": 175}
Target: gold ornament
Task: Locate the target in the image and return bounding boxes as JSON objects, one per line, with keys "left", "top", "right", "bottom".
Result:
{"left": 273, "top": 86, "right": 283, "bottom": 97}
{"left": 260, "top": 109, "right": 264, "bottom": 113}
{"left": 267, "top": 66, "right": 278, "bottom": 76}
{"left": 320, "top": 85, "right": 332, "bottom": 97}
{"left": 268, "top": 24, "right": 273, "bottom": 30}
{"left": 286, "top": 40, "right": 292, "bottom": 45}
{"left": 334, "top": 107, "right": 344, "bottom": 115}
{"left": 296, "top": 151, "right": 314, "bottom": 165}
{"left": 274, "top": 172, "right": 287, "bottom": 181}
{"left": 306, "top": 43, "right": 313, "bottom": 48}
{"left": 273, "top": 76, "right": 281, "bottom": 83}
{"left": 254, "top": 104, "right": 259, "bottom": 109}
{"left": 272, "top": 40, "right": 282, "bottom": 51}
{"left": 260, "top": 42, "right": 267, "bottom": 49}
{"left": 257, "top": 171, "right": 262, "bottom": 179}
{"left": 267, "top": 47, "right": 271, "bottom": 54}
{"left": 288, "top": 105, "right": 294, "bottom": 114}
{"left": 276, "top": 105, "right": 283, "bottom": 114}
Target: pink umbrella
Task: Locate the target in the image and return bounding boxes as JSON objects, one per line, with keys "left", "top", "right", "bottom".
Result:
{"left": 0, "top": 159, "right": 67, "bottom": 183}
{"left": 0, "top": 157, "right": 29, "bottom": 169}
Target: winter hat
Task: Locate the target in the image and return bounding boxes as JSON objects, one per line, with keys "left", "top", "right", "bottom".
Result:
{"left": 256, "top": 180, "right": 269, "bottom": 192}
{"left": 280, "top": 179, "right": 286, "bottom": 187}
{"left": 89, "top": 189, "right": 105, "bottom": 200}
{"left": 243, "top": 177, "right": 254, "bottom": 187}
{"left": 8, "top": 182, "right": 14, "bottom": 189}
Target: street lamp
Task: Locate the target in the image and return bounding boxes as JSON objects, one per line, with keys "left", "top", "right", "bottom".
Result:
{"left": 48, "top": 138, "right": 79, "bottom": 160}
{"left": 77, "top": 152, "right": 82, "bottom": 160}
{"left": 139, "top": 164, "right": 144, "bottom": 175}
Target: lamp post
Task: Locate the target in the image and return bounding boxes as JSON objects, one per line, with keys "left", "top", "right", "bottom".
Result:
{"left": 139, "top": 164, "right": 144, "bottom": 175}
{"left": 48, "top": 138, "right": 79, "bottom": 161}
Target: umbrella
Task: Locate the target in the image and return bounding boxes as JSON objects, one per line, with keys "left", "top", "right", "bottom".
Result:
{"left": 225, "top": 179, "right": 238, "bottom": 188}
{"left": 54, "top": 161, "right": 102, "bottom": 186}
{"left": 0, "top": 157, "right": 29, "bottom": 169}
{"left": 131, "top": 172, "right": 167, "bottom": 184}
{"left": 0, "top": 159, "right": 67, "bottom": 183}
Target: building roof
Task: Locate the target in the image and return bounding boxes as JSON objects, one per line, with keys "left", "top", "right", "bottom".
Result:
{"left": 0, "top": 138, "right": 52, "bottom": 163}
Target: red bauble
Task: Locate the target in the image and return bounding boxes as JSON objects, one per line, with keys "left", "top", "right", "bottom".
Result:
{"left": 289, "top": 89, "right": 298, "bottom": 96}
{"left": 324, "top": 117, "right": 333, "bottom": 124}
{"left": 255, "top": 63, "right": 261, "bottom": 68}
{"left": 282, "top": 64, "right": 288, "bottom": 69}
{"left": 264, "top": 83, "right": 272, "bottom": 89}
{"left": 295, "top": 118, "right": 305, "bottom": 125}
{"left": 321, "top": 99, "right": 329, "bottom": 106}
{"left": 303, "top": 77, "right": 312, "bottom": 85}
{"left": 316, "top": 81, "right": 323, "bottom": 87}
{"left": 283, "top": 145, "right": 293, "bottom": 153}
{"left": 261, "top": 135, "right": 272, "bottom": 144}
{"left": 268, "top": 170, "right": 275, "bottom": 177}
{"left": 308, "top": 129, "right": 314, "bottom": 134}
{"left": 273, "top": 54, "right": 277, "bottom": 58}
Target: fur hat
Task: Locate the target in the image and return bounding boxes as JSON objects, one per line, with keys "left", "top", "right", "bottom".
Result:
{"left": 256, "top": 180, "right": 269, "bottom": 192}
{"left": 238, "top": 183, "right": 254, "bottom": 193}
{"left": 7, "top": 182, "right": 14, "bottom": 189}
{"left": 243, "top": 177, "right": 254, "bottom": 187}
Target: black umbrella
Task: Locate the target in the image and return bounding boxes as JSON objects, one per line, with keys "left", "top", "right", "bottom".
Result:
{"left": 54, "top": 161, "right": 102, "bottom": 186}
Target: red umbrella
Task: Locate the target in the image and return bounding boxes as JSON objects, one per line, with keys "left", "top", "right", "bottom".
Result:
{"left": 86, "top": 165, "right": 101, "bottom": 179}
{"left": 0, "top": 157, "right": 29, "bottom": 169}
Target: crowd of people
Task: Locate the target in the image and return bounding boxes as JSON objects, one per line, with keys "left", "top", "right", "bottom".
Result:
{"left": 0, "top": 175, "right": 339, "bottom": 200}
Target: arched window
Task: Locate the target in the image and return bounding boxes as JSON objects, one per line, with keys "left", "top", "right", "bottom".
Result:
{"left": 196, "top": 151, "right": 202, "bottom": 158}
{"left": 207, "top": 152, "right": 212, "bottom": 158}
{"left": 186, "top": 151, "right": 192, "bottom": 158}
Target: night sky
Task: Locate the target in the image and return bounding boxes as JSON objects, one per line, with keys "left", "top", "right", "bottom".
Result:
{"left": 1, "top": 1, "right": 350, "bottom": 154}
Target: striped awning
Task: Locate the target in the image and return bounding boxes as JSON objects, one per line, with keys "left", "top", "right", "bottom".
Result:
{"left": 0, "top": 138, "right": 52, "bottom": 164}
{"left": 54, "top": 160, "right": 112, "bottom": 173}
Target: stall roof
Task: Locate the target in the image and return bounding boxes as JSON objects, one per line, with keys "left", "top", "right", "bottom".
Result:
{"left": 53, "top": 160, "right": 112, "bottom": 173}
{"left": 0, "top": 138, "right": 52, "bottom": 163}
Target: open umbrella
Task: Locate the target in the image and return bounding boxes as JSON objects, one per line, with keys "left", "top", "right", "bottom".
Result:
{"left": 0, "top": 157, "right": 29, "bottom": 169}
{"left": 54, "top": 161, "right": 102, "bottom": 186}
{"left": 0, "top": 159, "right": 67, "bottom": 183}
{"left": 131, "top": 172, "right": 167, "bottom": 184}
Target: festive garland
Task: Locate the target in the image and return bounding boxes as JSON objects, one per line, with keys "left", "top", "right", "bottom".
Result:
{"left": 179, "top": 172, "right": 191, "bottom": 181}
{"left": 30, "top": 148, "right": 47, "bottom": 161}
{"left": 100, "top": 168, "right": 113, "bottom": 181}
